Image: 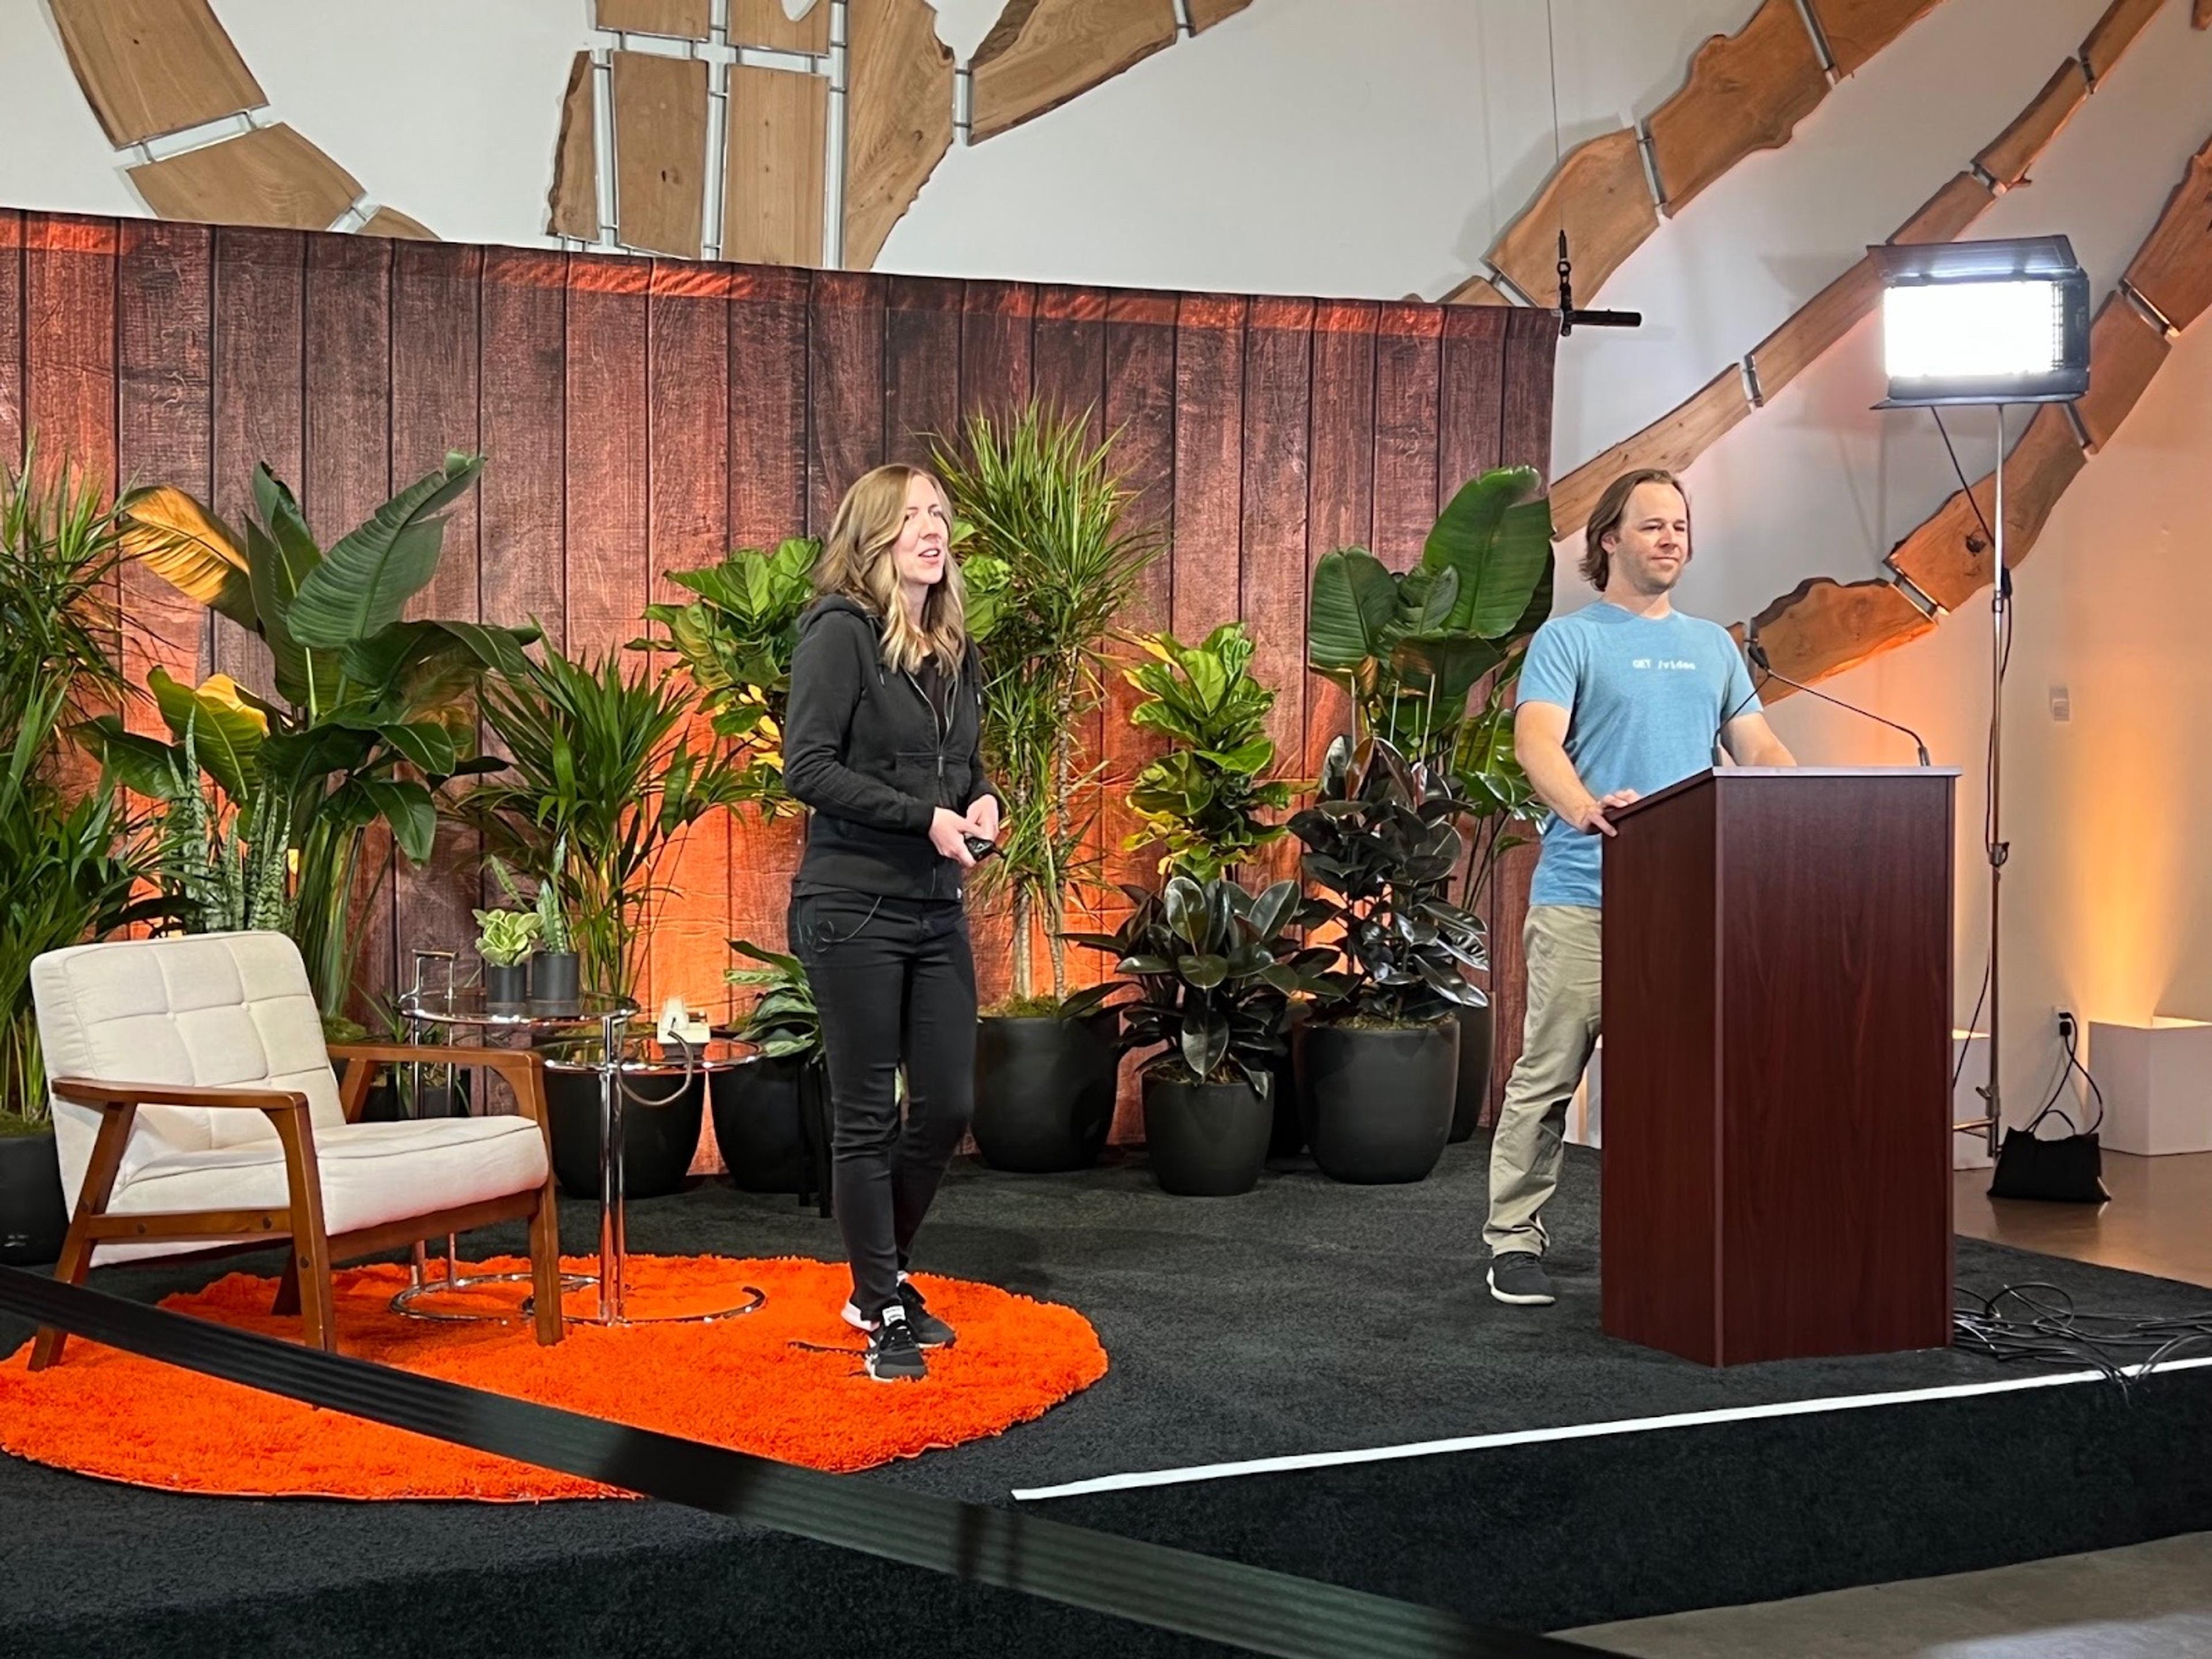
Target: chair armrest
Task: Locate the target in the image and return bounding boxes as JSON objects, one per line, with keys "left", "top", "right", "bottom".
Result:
{"left": 49, "top": 1077, "right": 309, "bottom": 1115}
{"left": 325, "top": 1042, "right": 550, "bottom": 1126}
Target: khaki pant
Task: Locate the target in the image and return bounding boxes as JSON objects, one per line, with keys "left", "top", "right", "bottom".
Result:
{"left": 1484, "top": 903, "right": 1602, "bottom": 1257}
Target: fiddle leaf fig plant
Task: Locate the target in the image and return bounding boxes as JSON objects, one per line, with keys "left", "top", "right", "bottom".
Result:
{"left": 1122, "top": 623, "right": 1294, "bottom": 884}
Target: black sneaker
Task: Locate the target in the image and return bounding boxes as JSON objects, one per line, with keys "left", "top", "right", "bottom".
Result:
{"left": 1487, "top": 1252, "right": 1555, "bottom": 1306}
{"left": 863, "top": 1305, "right": 926, "bottom": 1381}
{"left": 842, "top": 1281, "right": 956, "bottom": 1349}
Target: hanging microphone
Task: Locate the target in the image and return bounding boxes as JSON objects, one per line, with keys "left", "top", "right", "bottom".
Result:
{"left": 1745, "top": 626, "right": 1932, "bottom": 766}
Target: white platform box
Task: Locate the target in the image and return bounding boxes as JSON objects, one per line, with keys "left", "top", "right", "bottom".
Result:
{"left": 2090, "top": 1018, "right": 2212, "bottom": 1156}
{"left": 1952, "top": 1030, "right": 1992, "bottom": 1171}
{"left": 1567, "top": 1038, "right": 1602, "bottom": 1149}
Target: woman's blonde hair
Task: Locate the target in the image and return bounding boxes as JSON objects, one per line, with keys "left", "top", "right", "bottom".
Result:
{"left": 815, "top": 464, "right": 969, "bottom": 676}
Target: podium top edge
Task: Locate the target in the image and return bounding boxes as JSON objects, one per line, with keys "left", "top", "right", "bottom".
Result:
{"left": 1608, "top": 766, "right": 1962, "bottom": 820}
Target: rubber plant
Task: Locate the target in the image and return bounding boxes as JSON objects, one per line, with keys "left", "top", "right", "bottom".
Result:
{"left": 725, "top": 940, "right": 822, "bottom": 1064}
{"left": 1121, "top": 623, "right": 1294, "bottom": 884}
{"left": 90, "top": 452, "right": 532, "bottom": 1025}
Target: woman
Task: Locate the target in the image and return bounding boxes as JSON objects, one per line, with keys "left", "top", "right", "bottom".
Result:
{"left": 781, "top": 464, "right": 999, "bottom": 1382}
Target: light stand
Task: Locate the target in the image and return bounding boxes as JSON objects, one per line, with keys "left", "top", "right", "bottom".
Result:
{"left": 1981, "top": 406, "right": 2009, "bottom": 1159}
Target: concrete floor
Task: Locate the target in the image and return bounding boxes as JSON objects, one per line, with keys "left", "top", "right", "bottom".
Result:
{"left": 1565, "top": 1532, "right": 2212, "bottom": 1657}
{"left": 1955, "top": 1151, "right": 2212, "bottom": 1291}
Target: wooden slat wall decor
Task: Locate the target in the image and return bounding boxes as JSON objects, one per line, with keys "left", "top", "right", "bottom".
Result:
{"left": 729, "top": 0, "right": 831, "bottom": 54}
{"left": 548, "top": 52, "right": 600, "bottom": 243}
{"left": 596, "top": 0, "right": 711, "bottom": 40}
{"left": 1486, "top": 130, "right": 1657, "bottom": 309}
{"left": 1748, "top": 576, "right": 1936, "bottom": 688}
{"left": 2125, "top": 130, "right": 2212, "bottom": 331}
{"left": 1187, "top": 0, "right": 1253, "bottom": 31}
{"left": 1645, "top": 0, "right": 1830, "bottom": 214}
{"left": 2082, "top": 0, "right": 2164, "bottom": 82}
{"left": 970, "top": 0, "right": 1179, "bottom": 145}
{"left": 1804, "top": 0, "right": 1941, "bottom": 77}
{"left": 1975, "top": 62, "right": 2089, "bottom": 189}
{"left": 2077, "top": 293, "right": 2169, "bottom": 452}
{"left": 843, "top": 0, "right": 955, "bottom": 272}
{"left": 611, "top": 52, "right": 710, "bottom": 260}
{"left": 6, "top": 211, "right": 1558, "bottom": 1129}
{"left": 725, "top": 63, "right": 828, "bottom": 268}
{"left": 128, "top": 126, "right": 361, "bottom": 233}
{"left": 1552, "top": 367, "right": 1752, "bottom": 538}
{"left": 359, "top": 208, "right": 437, "bottom": 241}
{"left": 48, "top": 0, "right": 266, "bottom": 147}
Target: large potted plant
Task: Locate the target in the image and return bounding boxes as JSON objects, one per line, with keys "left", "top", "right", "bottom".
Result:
{"left": 457, "top": 646, "right": 743, "bottom": 1199}
{"left": 96, "top": 452, "right": 528, "bottom": 1029}
{"left": 1306, "top": 465, "right": 1554, "bottom": 1139}
{"left": 1290, "top": 736, "right": 1484, "bottom": 1184}
{"left": 711, "top": 939, "right": 828, "bottom": 1198}
{"left": 1067, "top": 878, "right": 1330, "bottom": 1196}
{"left": 936, "top": 405, "right": 1158, "bottom": 1172}
{"left": 0, "top": 449, "right": 154, "bottom": 1263}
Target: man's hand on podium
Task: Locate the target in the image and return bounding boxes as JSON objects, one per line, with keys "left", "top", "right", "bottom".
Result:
{"left": 1568, "top": 789, "right": 1640, "bottom": 836}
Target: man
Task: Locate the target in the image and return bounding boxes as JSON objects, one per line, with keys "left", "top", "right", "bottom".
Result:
{"left": 1485, "top": 468, "right": 1795, "bottom": 1307}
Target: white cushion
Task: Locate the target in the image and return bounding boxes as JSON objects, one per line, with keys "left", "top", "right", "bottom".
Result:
{"left": 93, "top": 1116, "right": 549, "bottom": 1266}
{"left": 30, "top": 931, "right": 547, "bottom": 1267}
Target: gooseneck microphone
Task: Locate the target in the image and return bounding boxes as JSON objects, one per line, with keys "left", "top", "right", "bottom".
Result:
{"left": 1745, "top": 630, "right": 1932, "bottom": 766}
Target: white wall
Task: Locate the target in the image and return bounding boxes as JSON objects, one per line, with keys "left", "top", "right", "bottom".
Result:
{"left": 3, "top": 0, "right": 2208, "bottom": 1128}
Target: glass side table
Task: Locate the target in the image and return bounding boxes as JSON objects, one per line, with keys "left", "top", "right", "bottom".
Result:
{"left": 395, "top": 974, "right": 764, "bottom": 1328}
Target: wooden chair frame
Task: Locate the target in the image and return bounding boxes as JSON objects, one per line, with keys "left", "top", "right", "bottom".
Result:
{"left": 31, "top": 1042, "right": 563, "bottom": 1369}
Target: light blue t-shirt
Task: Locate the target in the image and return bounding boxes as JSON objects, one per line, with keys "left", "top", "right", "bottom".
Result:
{"left": 1517, "top": 603, "right": 1759, "bottom": 909}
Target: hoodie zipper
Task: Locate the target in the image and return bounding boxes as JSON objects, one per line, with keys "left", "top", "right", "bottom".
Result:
{"left": 906, "top": 666, "right": 952, "bottom": 900}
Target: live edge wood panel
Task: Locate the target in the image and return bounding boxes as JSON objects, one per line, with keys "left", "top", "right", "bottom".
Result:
{"left": 7, "top": 211, "right": 1559, "bottom": 1115}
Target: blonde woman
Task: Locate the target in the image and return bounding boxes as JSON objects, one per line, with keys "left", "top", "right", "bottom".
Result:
{"left": 781, "top": 464, "right": 1000, "bottom": 1381}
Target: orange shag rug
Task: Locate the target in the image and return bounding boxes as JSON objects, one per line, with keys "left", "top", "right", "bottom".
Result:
{"left": 0, "top": 1255, "right": 1107, "bottom": 1501}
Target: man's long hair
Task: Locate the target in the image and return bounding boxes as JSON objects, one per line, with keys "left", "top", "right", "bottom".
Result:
{"left": 815, "top": 464, "right": 969, "bottom": 676}
{"left": 1580, "top": 468, "right": 1688, "bottom": 592}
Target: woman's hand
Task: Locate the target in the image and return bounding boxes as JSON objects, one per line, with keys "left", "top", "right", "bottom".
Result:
{"left": 929, "top": 808, "right": 979, "bottom": 867}
{"left": 964, "top": 795, "right": 1001, "bottom": 845}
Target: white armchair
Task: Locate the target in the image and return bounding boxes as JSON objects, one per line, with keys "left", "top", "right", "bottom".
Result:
{"left": 29, "top": 930, "right": 563, "bottom": 1367}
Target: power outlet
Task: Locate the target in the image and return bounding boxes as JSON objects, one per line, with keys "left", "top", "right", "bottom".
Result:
{"left": 2057, "top": 1009, "right": 2077, "bottom": 1047}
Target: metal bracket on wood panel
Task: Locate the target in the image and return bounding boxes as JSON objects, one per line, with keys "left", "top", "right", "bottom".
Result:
{"left": 1484, "top": 263, "right": 1541, "bottom": 309}
{"left": 1882, "top": 563, "right": 1944, "bottom": 620}
{"left": 2059, "top": 399, "right": 2093, "bottom": 449}
{"left": 1635, "top": 123, "right": 1668, "bottom": 217}
{"left": 592, "top": 48, "right": 620, "bottom": 248}
{"left": 1790, "top": 0, "right": 1840, "bottom": 81}
{"left": 1968, "top": 159, "right": 2003, "bottom": 195}
{"left": 955, "top": 63, "right": 973, "bottom": 142}
{"left": 1172, "top": 0, "right": 1195, "bottom": 37}
{"left": 2120, "top": 278, "right": 2181, "bottom": 340}
{"left": 824, "top": 0, "right": 848, "bottom": 268}
{"left": 1741, "top": 355, "right": 1766, "bottom": 409}
{"left": 129, "top": 108, "right": 262, "bottom": 167}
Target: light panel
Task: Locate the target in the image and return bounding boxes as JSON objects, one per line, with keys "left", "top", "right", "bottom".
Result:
{"left": 1883, "top": 279, "right": 2063, "bottom": 384}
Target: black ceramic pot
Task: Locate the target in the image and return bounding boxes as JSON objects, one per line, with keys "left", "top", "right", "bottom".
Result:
{"left": 1267, "top": 1001, "right": 1310, "bottom": 1159}
{"left": 1298, "top": 1017, "right": 1459, "bottom": 1184}
{"left": 971, "top": 1010, "right": 1119, "bottom": 1173}
{"left": 1449, "top": 997, "right": 1495, "bottom": 1143}
{"left": 544, "top": 1062, "right": 704, "bottom": 1200}
{"left": 484, "top": 961, "right": 531, "bottom": 1010}
{"left": 529, "top": 950, "right": 581, "bottom": 1014}
{"left": 709, "top": 1053, "right": 816, "bottom": 1194}
{"left": 0, "top": 1129, "right": 68, "bottom": 1266}
{"left": 359, "top": 1070, "right": 473, "bottom": 1122}
{"left": 1143, "top": 1074, "right": 1271, "bottom": 1196}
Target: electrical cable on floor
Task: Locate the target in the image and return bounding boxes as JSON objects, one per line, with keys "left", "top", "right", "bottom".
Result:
{"left": 1952, "top": 1282, "right": 2212, "bottom": 1393}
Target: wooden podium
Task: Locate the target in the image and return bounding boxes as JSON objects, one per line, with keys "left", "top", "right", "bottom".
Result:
{"left": 1600, "top": 767, "right": 1958, "bottom": 1366}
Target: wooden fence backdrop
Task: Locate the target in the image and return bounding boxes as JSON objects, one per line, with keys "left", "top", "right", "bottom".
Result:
{"left": 0, "top": 209, "right": 1558, "bottom": 1132}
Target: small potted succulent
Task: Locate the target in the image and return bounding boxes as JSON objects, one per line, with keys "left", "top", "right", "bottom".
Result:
{"left": 1067, "top": 878, "right": 1331, "bottom": 1196}
{"left": 519, "top": 840, "right": 579, "bottom": 1013}
{"left": 712, "top": 940, "right": 827, "bottom": 1199}
{"left": 472, "top": 906, "right": 539, "bottom": 1008}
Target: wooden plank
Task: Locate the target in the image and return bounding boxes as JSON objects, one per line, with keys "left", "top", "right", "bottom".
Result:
{"left": 1171, "top": 294, "right": 1245, "bottom": 639}
{"left": 2082, "top": 0, "right": 2164, "bottom": 85}
{"left": 970, "top": 0, "right": 1177, "bottom": 144}
{"left": 1549, "top": 366, "right": 1752, "bottom": 544}
{"left": 2124, "top": 132, "right": 2212, "bottom": 334}
{"left": 1188, "top": 0, "right": 1252, "bottom": 29}
{"left": 564, "top": 253, "right": 652, "bottom": 661}
{"left": 612, "top": 51, "right": 709, "bottom": 260}
{"left": 359, "top": 207, "right": 437, "bottom": 241}
{"left": 1441, "top": 273, "right": 1511, "bottom": 306}
{"left": 129, "top": 125, "right": 361, "bottom": 232}
{"left": 116, "top": 220, "right": 214, "bottom": 707}
{"left": 2077, "top": 291, "right": 2169, "bottom": 453}
{"left": 1885, "top": 404, "right": 2085, "bottom": 612}
{"left": 1749, "top": 577, "right": 1934, "bottom": 699}
{"left": 480, "top": 248, "right": 569, "bottom": 651}
{"left": 1890, "top": 170, "right": 1994, "bottom": 242}
{"left": 1487, "top": 129, "right": 1658, "bottom": 309}
{"left": 729, "top": 0, "right": 830, "bottom": 52}
{"left": 844, "top": 0, "right": 955, "bottom": 270}
{"left": 729, "top": 266, "right": 812, "bottom": 547}
{"left": 391, "top": 242, "right": 484, "bottom": 990}
{"left": 1646, "top": 0, "right": 1827, "bottom": 214}
{"left": 1032, "top": 285, "right": 1109, "bottom": 446}
{"left": 548, "top": 51, "right": 599, "bottom": 243}
{"left": 1499, "top": 307, "right": 1560, "bottom": 486}
{"left": 1748, "top": 256, "right": 1880, "bottom": 400}
{"left": 210, "top": 227, "right": 304, "bottom": 700}
{"left": 1975, "top": 61, "right": 2088, "bottom": 189}
{"left": 960, "top": 280, "right": 1035, "bottom": 426}
{"left": 597, "top": 0, "right": 709, "bottom": 38}
{"left": 724, "top": 63, "right": 827, "bottom": 268}
{"left": 1804, "top": 0, "right": 1939, "bottom": 77}
{"left": 646, "top": 262, "right": 734, "bottom": 1018}
{"left": 1304, "top": 298, "right": 1376, "bottom": 785}
{"left": 49, "top": 0, "right": 265, "bottom": 147}
{"left": 1437, "top": 304, "right": 1507, "bottom": 507}
{"left": 1239, "top": 296, "right": 1311, "bottom": 889}
{"left": 806, "top": 271, "right": 886, "bottom": 536}
{"left": 0, "top": 212, "right": 22, "bottom": 468}
{"left": 301, "top": 232, "right": 395, "bottom": 1009}
{"left": 885, "top": 276, "right": 961, "bottom": 466}
{"left": 1370, "top": 302, "right": 1441, "bottom": 567}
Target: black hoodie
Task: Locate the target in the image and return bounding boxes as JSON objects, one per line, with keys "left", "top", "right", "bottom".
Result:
{"left": 783, "top": 594, "right": 999, "bottom": 902}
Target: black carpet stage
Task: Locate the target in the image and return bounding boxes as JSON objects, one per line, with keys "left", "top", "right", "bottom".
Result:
{"left": 6, "top": 1138, "right": 2211, "bottom": 1657}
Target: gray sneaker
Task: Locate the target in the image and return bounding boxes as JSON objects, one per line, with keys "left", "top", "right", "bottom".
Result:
{"left": 1487, "top": 1252, "right": 1555, "bottom": 1306}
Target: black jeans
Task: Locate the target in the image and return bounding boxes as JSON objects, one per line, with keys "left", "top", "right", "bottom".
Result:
{"left": 789, "top": 889, "right": 977, "bottom": 1320}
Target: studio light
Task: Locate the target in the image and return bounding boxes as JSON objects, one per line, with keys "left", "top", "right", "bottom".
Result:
{"left": 1871, "top": 235, "right": 2089, "bottom": 407}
